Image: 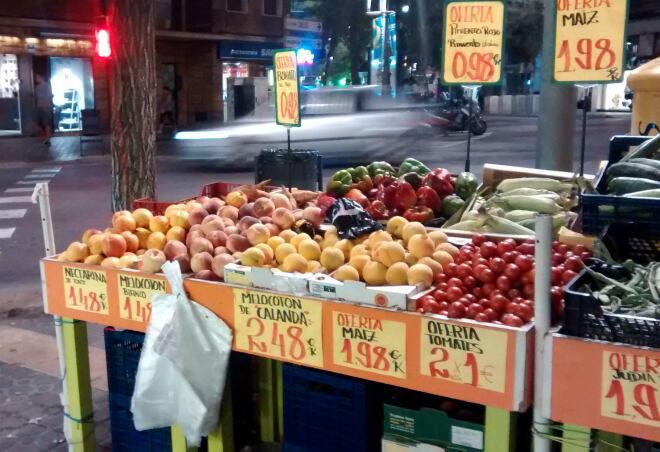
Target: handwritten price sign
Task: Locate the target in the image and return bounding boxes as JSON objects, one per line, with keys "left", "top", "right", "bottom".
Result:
{"left": 233, "top": 289, "right": 323, "bottom": 366}
{"left": 63, "top": 265, "right": 108, "bottom": 315}
{"left": 419, "top": 318, "right": 507, "bottom": 393}
{"left": 332, "top": 312, "right": 406, "bottom": 379}
{"left": 442, "top": 1, "right": 505, "bottom": 85}
{"left": 553, "top": 0, "right": 629, "bottom": 82}
{"left": 273, "top": 49, "right": 301, "bottom": 127}
{"left": 117, "top": 273, "right": 166, "bottom": 324}
{"left": 601, "top": 350, "right": 660, "bottom": 427}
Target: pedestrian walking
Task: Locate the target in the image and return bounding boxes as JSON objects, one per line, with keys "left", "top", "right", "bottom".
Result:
{"left": 34, "top": 74, "right": 53, "bottom": 145}
{"left": 158, "top": 86, "right": 175, "bottom": 134}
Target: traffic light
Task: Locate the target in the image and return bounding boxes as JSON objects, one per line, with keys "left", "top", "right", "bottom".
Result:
{"left": 95, "top": 16, "right": 111, "bottom": 58}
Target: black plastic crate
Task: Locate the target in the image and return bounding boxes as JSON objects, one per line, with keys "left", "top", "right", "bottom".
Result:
{"left": 580, "top": 135, "right": 660, "bottom": 234}
{"left": 561, "top": 269, "right": 660, "bottom": 348}
{"left": 600, "top": 223, "right": 660, "bottom": 265}
{"left": 104, "top": 328, "right": 173, "bottom": 451}
{"left": 282, "top": 364, "right": 382, "bottom": 452}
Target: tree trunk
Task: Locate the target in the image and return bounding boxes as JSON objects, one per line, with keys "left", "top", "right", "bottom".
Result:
{"left": 109, "top": 0, "right": 157, "bottom": 212}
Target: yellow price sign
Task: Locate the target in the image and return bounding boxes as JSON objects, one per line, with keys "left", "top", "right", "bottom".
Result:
{"left": 553, "top": 0, "right": 629, "bottom": 82}
{"left": 419, "top": 318, "right": 507, "bottom": 393}
{"left": 332, "top": 311, "right": 407, "bottom": 379}
{"left": 233, "top": 289, "right": 323, "bottom": 367}
{"left": 601, "top": 350, "right": 660, "bottom": 427}
{"left": 62, "top": 265, "right": 109, "bottom": 315}
{"left": 442, "top": 1, "right": 505, "bottom": 85}
{"left": 273, "top": 49, "right": 301, "bottom": 127}
{"left": 117, "top": 273, "right": 166, "bottom": 324}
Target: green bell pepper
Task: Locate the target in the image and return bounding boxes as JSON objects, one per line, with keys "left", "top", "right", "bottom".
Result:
{"left": 397, "top": 158, "right": 431, "bottom": 177}
{"left": 326, "top": 169, "right": 353, "bottom": 196}
{"left": 367, "top": 161, "right": 396, "bottom": 178}
{"left": 348, "top": 166, "right": 369, "bottom": 181}
{"left": 455, "top": 172, "right": 479, "bottom": 200}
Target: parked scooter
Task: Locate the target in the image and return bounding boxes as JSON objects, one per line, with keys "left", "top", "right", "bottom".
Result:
{"left": 425, "top": 94, "right": 488, "bottom": 136}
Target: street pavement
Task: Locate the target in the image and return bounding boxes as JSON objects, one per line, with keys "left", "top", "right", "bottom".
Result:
{"left": 0, "top": 114, "right": 631, "bottom": 449}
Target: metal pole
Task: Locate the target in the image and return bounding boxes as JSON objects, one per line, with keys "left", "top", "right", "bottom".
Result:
{"left": 381, "top": 11, "right": 391, "bottom": 96}
{"left": 287, "top": 127, "right": 292, "bottom": 190}
{"left": 579, "top": 87, "right": 591, "bottom": 177}
{"left": 32, "top": 182, "right": 72, "bottom": 448}
{"left": 465, "top": 89, "right": 473, "bottom": 172}
{"left": 533, "top": 215, "right": 553, "bottom": 452}
{"left": 535, "top": 0, "right": 576, "bottom": 171}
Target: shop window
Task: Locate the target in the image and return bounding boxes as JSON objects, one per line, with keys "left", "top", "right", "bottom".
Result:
{"left": 227, "top": 0, "right": 247, "bottom": 13}
{"left": 263, "top": 0, "right": 281, "bottom": 16}
{"left": 50, "top": 57, "right": 94, "bottom": 132}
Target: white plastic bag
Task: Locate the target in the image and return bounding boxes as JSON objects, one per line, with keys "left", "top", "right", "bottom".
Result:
{"left": 131, "top": 261, "right": 232, "bottom": 446}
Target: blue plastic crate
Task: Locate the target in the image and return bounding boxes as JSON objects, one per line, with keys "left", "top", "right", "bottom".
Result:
{"left": 282, "top": 364, "right": 381, "bottom": 452}
{"left": 104, "top": 328, "right": 173, "bottom": 452}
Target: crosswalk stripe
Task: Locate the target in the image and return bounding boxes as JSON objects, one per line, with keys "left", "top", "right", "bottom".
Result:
{"left": 24, "top": 173, "right": 55, "bottom": 179}
{"left": 16, "top": 180, "right": 50, "bottom": 185}
{"left": 0, "top": 196, "right": 32, "bottom": 204}
{"left": 0, "top": 227, "right": 15, "bottom": 239}
{"left": 4, "top": 187, "right": 34, "bottom": 193}
{"left": 0, "top": 209, "right": 27, "bottom": 219}
{"left": 31, "top": 167, "right": 61, "bottom": 173}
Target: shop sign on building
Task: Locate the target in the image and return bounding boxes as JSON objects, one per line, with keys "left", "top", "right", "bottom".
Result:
{"left": 218, "top": 40, "right": 283, "bottom": 62}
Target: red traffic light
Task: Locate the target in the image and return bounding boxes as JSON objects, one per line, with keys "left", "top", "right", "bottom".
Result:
{"left": 95, "top": 16, "right": 111, "bottom": 58}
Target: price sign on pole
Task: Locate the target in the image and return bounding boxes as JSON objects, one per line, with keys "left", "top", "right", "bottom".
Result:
{"left": 63, "top": 265, "right": 108, "bottom": 315}
{"left": 441, "top": 0, "right": 505, "bottom": 85}
{"left": 601, "top": 350, "right": 660, "bottom": 427}
{"left": 419, "top": 318, "right": 507, "bottom": 393}
{"left": 553, "top": 0, "right": 629, "bottom": 83}
{"left": 233, "top": 289, "right": 323, "bottom": 367}
{"left": 332, "top": 311, "right": 406, "bottom": 378}
{"left": 117, "top": 273, "right": 166, "bottom": 324}
{"left": 273, "top": 49, "right": 301, "bottom": 127}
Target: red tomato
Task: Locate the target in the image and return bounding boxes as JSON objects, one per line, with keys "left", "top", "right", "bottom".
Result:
{"left": 432, "top": 289, "right": 447, "bottom": 302}
{"left": 507, "top": 288, "right": 522, "bottom": 300}
{"left": 472, "top": 287, "right": 483, "bottom": 298}
{"left": 489, "top": 257, "right": 507, "bottom": 274}
{"left": 447, "top": 277, "right": 464, "bottom": 288}
{"left": 481, "top": 283, "right": 496, "bottom": 297}
{"left": 517, "top": 243, "right": 535, "bottom": 255}
{"left": 489, "top": 295, "right": 507, "bottom": 313}
{"left": 483, "top": 308, "right": 498, "bottom": 322}
{"left": 562, "top": 269, "right": 578, "bottom": 284}
{"left": 438, "top": 301, "right": 450, "bottom": 311}
{"left": 503, "top": 263, "right": 522, "bottom": 280}
{"left": 479, "top": 298, "right": 490, "bottom": 308}
{"left": 501, "top": 313, "right": 524, "bottom": 327}
{"left": 445, "top": 263, "right": 458, "bottom": 278}
{"left": 448, "top": 301, "right": 467, "bottom": 318}
{"left": 564, "top": 256, "right": 583, "bottom": 272}
{"left": 464, "top": 293, "right": 477, "bottom": 304}
{"left": 552, "top": 240, "right": 561, "bottom": 250}
{"left": 467, "top": 303, "right": 484, "bottom": 319}
{"left": 458, "top": 297, "right": 471, "bottom": 307}
{"left": 473, "top": 263, "right": 488, "bottom": 276}
{"left": 552, "top": 253, "right": 564, "bottom": 266}
{"left": 580, "top": 251, "right": 592, "bottom": 262}
{"left": 417, "top": 296, "right": 439, "bottom": 313}
{"left": 523, "top": 284, "right": 534, "bottom": 298}
{"left": 557, "top": 243, "right": 569, "bottom": 254}
{"left": 472, "top": 233, "right": 486, "bottom": 246}
{"left": 437, "top": 283, "right": 449, "bottom": 292}
{"left": 433, "top": 272, "right": 447, "bottom": 285}
{"left": 502, "top": 251, "right": 516, "bottom": 263}
{"left": 463, "top": 275, "right": 477, "bottom": 290}
{"left": 515, "top": 255, "right": 534, "bottom": 272}
{"left": 515, "top": 304, "right": 533, "bottom": 322}
{"left": 550, "top": 286, "right": 563, "bottom": 304}
{"left": 551, "top": 267, "right": 563, "bottom": 285}
{"left": 522, "top": 299, "right": 534, "bottom": 307}
{"left": 458, "top": 249, "right": 473, "bottom": 263}
{"left": 573, "top": 244, "right": 588, "bottom": 255}
{"left": 446, "top": 286, "right": 464, "bottom": 302}
{"left": 475, "top": 312, "right": 490, "bottom": 322}
{"left": 477, "top": 268, "right": 495, "bottom": 283}
{"left": 472, "top": 258, "right": 489, "bottom": 269}
{"left": 512, "top": 296, "right": 526, "bottom": 305}
{"left": 438, "top": 310, "right": 449, "bottom": 317}
{"left": 480, "top": 241, "right": 498, "bottom": 258}
{"left": 504, "top": 302, "right": 520, "bottom": 314}
{"left": 496, "top": 275, "right": 512, "bottom": 291}
{"left": 457, "top": 263, "right": 472, "bottom": 279}
{"left": 497, "top": 239, "right": 517, "bottom": 255}
{"left": 521, "top": 270, "right": 535, "bottom": 285}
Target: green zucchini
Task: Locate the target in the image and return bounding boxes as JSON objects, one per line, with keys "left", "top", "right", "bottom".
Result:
{"left": 620, "top": 134, "right": 660, "bottom": 162}
{"left": 630, "top": 158, "right": 660, "bottom": 171}
{"left": 606, "top": 162, "right": 660, "bottom": 182}
{"left": 623, "top": 188, "right": 660, "bottom": 198}
{"left": 607, "top": 177, "right": 660, "bottom": 195}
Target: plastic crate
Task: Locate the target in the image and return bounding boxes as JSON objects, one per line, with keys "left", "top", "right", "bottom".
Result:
{"left": 104, "top": 328, "right": 173, "bottom": 451}
{"left": 580, "top": 135, "right": 660, "bottom": 234}
{"left": 600, "top": 223, "right": 660, "bottom": 265}
{"left": 561, "top": 269, "right": 660, "bottom": 348}
{"left": 282, "top": 364, "right": 382, "bottom": 452}
{"left": 132, "top": 197, "right": 195, "bottom": 215}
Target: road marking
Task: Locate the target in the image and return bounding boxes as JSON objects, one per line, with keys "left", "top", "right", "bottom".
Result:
{"left": 16, "top": 180, "right": 50, "bottom": 185}
{"left": 0, "top": 209, "right": 27, "bottom": 219}
{"left": 31, "top": 167, "right": 61, "bottom": 173}
{"left": 0, "top": 196, "right": 32, "bottom": 204}
{"left": 4, "top": 187, "right": 34, "bottom": 193}
{"left": 0, "top": 227, "right": 15, "bottom": 238}
{"left": 24, "top": 173, "right": 55, "bottom": 179}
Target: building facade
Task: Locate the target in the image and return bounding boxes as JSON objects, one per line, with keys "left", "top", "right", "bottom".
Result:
{"left": 0, "top": 0, "right": 289, "bottom": 135}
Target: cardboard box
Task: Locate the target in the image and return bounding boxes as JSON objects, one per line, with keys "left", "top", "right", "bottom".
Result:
{"left": 383, "top": 404, "right": 484, "bottom": 452}
{"left": 307, "top": 274, "right": 418, "bottom": 310}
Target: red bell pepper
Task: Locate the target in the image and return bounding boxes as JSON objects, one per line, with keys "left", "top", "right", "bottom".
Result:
{"left": 416, "top": 186, "right": 442, "bottom": 214}
{"left": 373, "top": 173, "right": 395, "bottom": 188}
{"left": 393, "top": 181, "right": 417, "bottom": 212}
{"left": 365, "top": 199, "right": 389, "bottom": 220}
{"left": 403, "top": 206, "right": 434, "bottom": 223}
{"left": 422, "top": 168, "right": 454, "bottom": 198}
{"left": 345, "top": 188, "right": 370, "bottom": 208}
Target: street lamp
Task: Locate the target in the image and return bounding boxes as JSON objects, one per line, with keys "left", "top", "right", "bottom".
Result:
{"left": 401, "top": 4, "right": 409, "bottom": 13}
